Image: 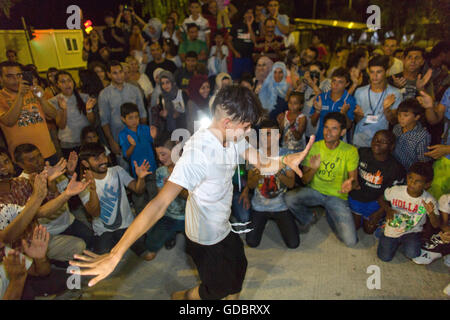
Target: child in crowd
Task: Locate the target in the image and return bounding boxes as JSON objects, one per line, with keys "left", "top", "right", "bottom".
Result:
{"left": 118, "top": 103, "right": 158, "bottom": 213}
{"left": 349, "top": 130, "right": 406, "bottom": 234}
{"left": 277, "top": 91, "right": 307, "bottom": 152}
{"left": 377, "top": 162, "right": 440, "bottom": 262}
{"left": 145, "top": 140, "right": 188, "bottom": 260}
{"left": 81, "top": 125, "right": 114, "bottom": 166}
{"left": 413, "top": 193, "right": 450, "bottom": 265}
{"left": 246, "top": 119, "right": 299, "bottom": 249}
{"left": 207, "top": 31, "right": 229, "bottom": 77}
{"left": 393, "top": 98, "right": 431, "bottom": 170}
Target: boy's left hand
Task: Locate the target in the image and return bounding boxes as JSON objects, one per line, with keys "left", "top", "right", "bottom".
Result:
{"left": 134, "top": 160, "right": 152, "bottom": 179}
{"left": 339, "top": 178, "right": 354, "bottom": 194}
{"left": 421, "top": 200, "right": 435, "bottom": 216}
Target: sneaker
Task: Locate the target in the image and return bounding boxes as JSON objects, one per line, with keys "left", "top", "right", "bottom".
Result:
{"left": 444, "top": 255, "right": 450, "bottom": 267}
{"left": 412, "top": 249, "right": 442, "bottom": 265}
{"left": 165, "top": 238, "right": 177, "bottom": 250}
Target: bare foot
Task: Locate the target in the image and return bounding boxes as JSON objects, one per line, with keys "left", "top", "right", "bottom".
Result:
{"left": 171, "top": 289, "right": 188, "bottom": 300}
{"left": 141, "top": 252, "right": 156, "bottom": 261}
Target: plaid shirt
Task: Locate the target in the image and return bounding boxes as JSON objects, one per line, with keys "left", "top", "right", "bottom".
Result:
{"left": 393, "top": 122, "right": 431, "bottom": 170}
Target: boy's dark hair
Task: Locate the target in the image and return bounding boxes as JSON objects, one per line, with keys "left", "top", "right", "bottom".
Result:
{"left": 383, "top": 36, "right": 397, "bottom": 45}
{"left": 81, "top": 125, "right": 98, "bottom": 143}
{"left": 369, "top": 55, "right": 390, "bottom": 70}
{"left": 404, "top": 46, "right": 425, "bottom": 59}
{"left": 331, "top": 67, "right": 350, "bottom": 83}
{"left": 393, "top": 49, "right": 404, "bottom": 57}
{"left": 428, "top": 40, "right": 449, "bottom": 59}
{"left": 187, "top": 23, "right": 199, "bottom": 31}
{"left": 6, "top": 49, "right": 17, "bottom": 55}
{"left": 211, "top": 85, "right": 265, "bottom": 125}
{"left": 186, "top": 51, "right": 198, "bottom": 59}
{"left": 323, "top": 112, "right": 347, "bottom": 130}
{"left": 189, "top": 0, "right": 200, "bottom": 5}
{"left": 374, "top": 129, "right": 396, "bottom": 146}
{"left": 0, "top": 61, "right": 22, "bottom": 76}
{"left": 120, "top": 103, "right": 139, "bottom": 118}
{"left": 107, "top": 60, "right": 122, "bottom": 73}
{"left": 288, "top": 91, "right": 305, "bottom": 106}
{"left": 307, "top": 46, "right": 319, "bottom": 59}
{"left": 308, "top": 60, "right": 325, "bottom": 71}
{"left": 14, "top": 144, "right": 39, "bottom": 163}
{"left": 79, "top": 142, "right": 106, "bottom": 162}
{"left": 408, "top": 161, "right": 434, "bottom": 183}
{"left": 397, "top": 98, "right": 423, "bottom": 117}
{"left": 346, "top": 47, "right": 367, "bottom": 69}
{"left": 264, "top": 17, "right": 277, "bottom": 26}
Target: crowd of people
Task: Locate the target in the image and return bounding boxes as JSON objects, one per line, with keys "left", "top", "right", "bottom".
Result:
{"left": 0, "top": 0, "right": 449, "bottom": 300}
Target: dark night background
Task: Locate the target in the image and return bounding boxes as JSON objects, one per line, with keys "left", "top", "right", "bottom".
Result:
{"left": 1, "top": 0, "right": 373, "bottom": 29}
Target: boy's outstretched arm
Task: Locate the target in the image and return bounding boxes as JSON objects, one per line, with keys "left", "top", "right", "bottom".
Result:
{"left": 70, "top": 181, "right": 183, "bottom": 287}
{"left": 243, "top": 135, "right": 315, "bottom": 178}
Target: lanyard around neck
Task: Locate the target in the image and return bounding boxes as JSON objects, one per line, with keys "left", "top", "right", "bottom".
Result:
{"left": 368, "top": 86, "right": 386, "bottom": 115}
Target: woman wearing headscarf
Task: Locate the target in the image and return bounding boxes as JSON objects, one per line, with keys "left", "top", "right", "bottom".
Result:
{"left": 209, "top": 72, "right": 232, "bottom": 108}
{"left": 187, "top": 74, "right": 211, "bottom": 133}
{"left": 254, "top": 56, "right": 274, "bottom": 94}
{"left": 151, "top": 71, "right": 188, "bottom": 142}
{"left": 144, "top": 18, "right": 162, "bottom": 43}
{"left": 258, "top": 61, "right": 290, "bottom": 120}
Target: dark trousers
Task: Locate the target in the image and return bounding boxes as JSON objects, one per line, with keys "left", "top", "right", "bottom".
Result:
{"left": 61, "top": 219, "right": 95, "bottom": 250}
{"left": 246, "top": 210, "right": 299, "bottom": 249}
{"left": 94, "top": 228, "right": 147, "bottom": 256}
{"left": 21, "top": 268, "right": 68, "bottom": 300}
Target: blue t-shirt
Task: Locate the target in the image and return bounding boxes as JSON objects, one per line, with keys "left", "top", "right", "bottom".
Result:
{"left": 353, "top": 84, "right": 402, "bottom": 147}
{"left": 310, "top": 90, "right": 356, "bottom": 141}
{"left": 118, "top": 124, "right": 157, "bottom": 178}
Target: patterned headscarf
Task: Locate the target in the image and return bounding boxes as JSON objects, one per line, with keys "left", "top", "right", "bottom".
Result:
{"left": 258, "top": 62, "right": 289, "bottom": 112}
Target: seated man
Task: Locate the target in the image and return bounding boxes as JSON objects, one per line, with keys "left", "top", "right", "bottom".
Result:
{"left": 13, "top": 144, "right": 92, "bottom": 263}
{"left": 0, "top": 226, "right": 68, "bottom": 300}
{"left": 284, "top": 112, "right": 359, "bottom": 247}
{"left": 79, "top": 143, "right": 154, "bottom": 260}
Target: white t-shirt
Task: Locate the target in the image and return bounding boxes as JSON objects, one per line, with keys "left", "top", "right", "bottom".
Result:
{"left": 0, "top": 246, "right": 33, "bottom": 300}
{"left": 182, "top": 15, "right": 210, "bottom": 42}
{"left": 80, "top": 166, "right": 135, "bottom": 236}
{"left": 439, "top": 194, "right": 450, "bottom": 215}
{"left": 169, "top": 128, "right": 249, "bottom": 245}
{"left": 384, "top": 185, "right": 439, "bottom": 238}
{"left": 19, "top": 173, "right": 75, "bottom": 236}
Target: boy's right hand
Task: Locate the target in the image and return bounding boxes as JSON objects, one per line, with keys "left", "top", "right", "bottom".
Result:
{"left": 385, "top": 207, "right": 398, "bottom": 222}
{"left": 127, "top": 135, "right": 136, "bottom": 146}
{"left": 4, "top": 249, "right": 28, "bottom": 281}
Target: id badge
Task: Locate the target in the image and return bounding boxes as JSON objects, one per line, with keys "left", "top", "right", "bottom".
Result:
{"left": 365, "top": 115, "right": 379, "bottom": 124}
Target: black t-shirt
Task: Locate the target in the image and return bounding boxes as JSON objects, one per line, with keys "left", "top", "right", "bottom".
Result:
{"left": 145, "top": 59, "right": 178, "bottom": 87}
{"left": 349, "top": 147, "right": 406, "bottom": 202}
{"left": 230, "top": 22, "right": 260, "bottom": 58}
{"left": 103, "top": 26, "right": 127, "bottom": 61}
{"left": 174, "top": 68, "right": 194, "bottom": 89}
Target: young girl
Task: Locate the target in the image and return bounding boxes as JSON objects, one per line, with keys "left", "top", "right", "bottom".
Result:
{"left": 207, "top": 32, "right": 229, "bottom": 77}
{"left": 145, "top": 140, "right": 188, "bottom": 260}
{"left": 277, "top": 92, "right": 307, "bottom": 152}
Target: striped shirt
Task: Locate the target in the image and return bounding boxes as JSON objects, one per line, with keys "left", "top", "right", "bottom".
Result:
{"left": 393, "top": 122, "right": 431, "bottom": 170}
